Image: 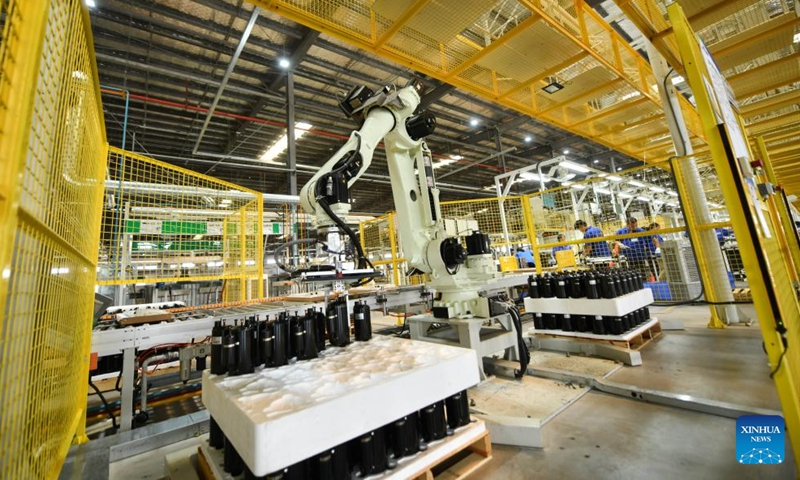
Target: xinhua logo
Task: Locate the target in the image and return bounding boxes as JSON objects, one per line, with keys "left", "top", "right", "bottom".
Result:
{"left": 736, "top": 415, "right": 785, "bottom": 464}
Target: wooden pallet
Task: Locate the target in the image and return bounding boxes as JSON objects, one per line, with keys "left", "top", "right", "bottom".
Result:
{"left": 410, "top": 429, "right": 492, "bottom": 480}
{"left": 533, "top": 319, "right": 663, "bottom": 351}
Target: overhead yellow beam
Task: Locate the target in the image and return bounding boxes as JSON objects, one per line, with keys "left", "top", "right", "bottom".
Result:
{"left": 540, "top": 79, "right": 624, "bottom": 114}
{"left": 728, "top": 52, "right": 800, "bottom": 85}
{"left": 569, "top": 97, "right": 649, "bottom": 127}
{"left": 519, "top": 0, "right": 661, "bottom": 105}
{"left": 767, "top": 140, "right": 800, "bottom": 156}
{"left": 747, "top": 110, "right": 800, "bottom": 129}
{"left": 445, "top": 14, "right": 541, "bottom": 79}
{"left": 757, "top": 130, "right": 800, "bottom": 144}
{"left": 500, "top": 51, "right": 590, "bottom": 100}
{"left": 250, "top": 0, "right": 704, "bottom": 169}
{"left": 711, "top": 15, "right": 800, "bottom": 59}
{"left": 741, "top": 89, "right": 800, "bottom": 118}
{"left": 373, "top": 0, "right": 431, "bottom": 48}
{"left": 653, "top": 0, "right": 745, "bottom": 41}
{"left": 603, "top": 113, "right": 664, "bottom": 135}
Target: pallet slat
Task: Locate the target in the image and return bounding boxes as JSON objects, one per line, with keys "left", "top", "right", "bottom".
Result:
{"left": 530, "top": 319, "right": 662, "bottom": 350}
{"left": 411, "top": 430, "right": 492, "bottom": 480}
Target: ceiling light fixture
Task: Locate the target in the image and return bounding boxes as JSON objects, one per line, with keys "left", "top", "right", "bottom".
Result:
{"left": 617, "top": 167, "right": 623, "bottom": 171}
{"left": 563, "top": 149, "right": 570, "bottom": 155}
{"left": 593, "top": 159, "right": 600, "bottom": 164}
{"left": 560, "top": 160, "right": 590, "bottom": 173}
{"left": 433, "top": 156, "right": 461, "bottom": 169}
{"left": 667, "top": 191, "right": 679, "bottom": 197}
{"left": 85, "top": 0, "right": 96, "bottom": 7}
{"left": 620, "top": 91, "right": 641, "bottom": 101}
{"left": 278, "top": 58, "right": 291, "bottom": 69}
{"left": 259, "top": 122, "right": 313, "bottom": 163}
{"left": 542, "top": 81, "right": 564, "bottom": 94}
{"left": 628, "top": 180, "right": 645, "bottom": 187}
{"left": 570, "top": 184, "right": 586, "bottom": 190}
{"left": 469, "top": 118, "right": 480, "bottom": 127}
{"left": 594, "top": 187, "right": 612, "bottom": 195}
{"left": 636, "top": 196, "right": 651, "bottom": 202}
{"left": 649, "top": 186, "right": 666, "bottom": 193}
{"left": 607, "top": 175, "right": 623, "bottom": 182}
{"left": 524, "top": 136, "right": 532, "bottom": 143}
{"left": 618, "top": 192, "right": 633, "bottom": 199}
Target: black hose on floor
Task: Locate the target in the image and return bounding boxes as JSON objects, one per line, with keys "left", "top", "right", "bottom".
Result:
{"left": 89, "top": 378, "right": 118, "bottom": 430}
{"left": 508, "top": 306, "right": 530, "bottom": 379}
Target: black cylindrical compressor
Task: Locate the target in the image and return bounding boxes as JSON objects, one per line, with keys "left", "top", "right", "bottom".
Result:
{"left": 353, "top": 301, "right": 372, "bottom": 341}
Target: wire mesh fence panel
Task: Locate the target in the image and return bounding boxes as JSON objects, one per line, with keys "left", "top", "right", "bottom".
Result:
{"left": 523, "top": 164, "right": 740, "bottom": 302}
{"left": 359, "top": 213, "right": 410, "bottom": 286}
{"left": 100, "top": 147, "right": 263, "bottom": 301}
{"left": 440, "top": 196, "right": 530, "bottom": 248}
{"left": 0, "top": 0, "right": 107, "bottom": 477}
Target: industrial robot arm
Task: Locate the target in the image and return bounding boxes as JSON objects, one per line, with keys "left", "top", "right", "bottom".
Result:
{"left": 297, "top": 79, "right": 497, "bottom": 318}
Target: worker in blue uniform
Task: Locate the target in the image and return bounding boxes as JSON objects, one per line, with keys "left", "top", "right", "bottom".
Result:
{"left": 515, "top": 247, "right": 536, "bottom": 268}
{"left": 616, "top": 216, "right": 649, "bottom": 273}
{"left": 552, "top": 233, "right": 571, "bottom": 253}
{"left": 574, "top": 220, "right": 612, "bottom": 258}
{"left": 646, "top": 222, "right": 664, "bottom": 253}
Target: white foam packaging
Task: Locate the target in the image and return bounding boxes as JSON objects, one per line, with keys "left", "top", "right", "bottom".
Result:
{"left": 523, "top": 288, "right": 654, "bottom": 317}
{"left": 202, "top": 335, "right": 481, "bottom": 476}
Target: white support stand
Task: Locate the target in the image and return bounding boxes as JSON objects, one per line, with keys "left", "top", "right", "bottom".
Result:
{"left": 407, "top": 313, "right": 519, "bottom": 380}
{"left": 120, "top": 347, "right": 135, "bottom": 432}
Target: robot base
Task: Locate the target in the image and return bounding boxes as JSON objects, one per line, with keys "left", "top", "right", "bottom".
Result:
{"left": 407, "top": 313, "right": 518, "bottom": 381}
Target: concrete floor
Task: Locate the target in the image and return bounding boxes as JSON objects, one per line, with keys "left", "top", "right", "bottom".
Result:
{"left": 473, "top": 304, "right": 797, "bottom": 479}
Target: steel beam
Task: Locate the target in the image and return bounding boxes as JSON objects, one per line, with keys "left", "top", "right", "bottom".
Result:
{"left": 192, "top": 7, "right": 260, "bottom": 154}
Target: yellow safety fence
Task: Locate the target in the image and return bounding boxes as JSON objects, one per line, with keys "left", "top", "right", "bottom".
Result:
{"left": 99, "top": 147, "right": 264, "bottom": 302}
{"left": 359, "top": 213, "right": 428, "bottom": 286}
{"left": 362, "top": 163, "right": 744, "bottom": 306}
{"left": 0, "top": 0, "right": 107, "bottom": 478}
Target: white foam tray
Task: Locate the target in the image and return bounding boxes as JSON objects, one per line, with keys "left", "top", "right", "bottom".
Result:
{"left": 202, "top": 335, "right": 480, "bottom": 476}
{"left": 523, "top": 288, "right": 654, "bottom": 317}
{"left": 528, "top": 318, "right": 659, "bottom": 342}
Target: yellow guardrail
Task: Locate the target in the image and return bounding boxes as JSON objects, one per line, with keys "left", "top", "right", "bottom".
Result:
{"left": 99, "top": 147, "right": 264, "bottom": 301}
{"left": 0, "top": 0, "right": 107, "bottom": 477}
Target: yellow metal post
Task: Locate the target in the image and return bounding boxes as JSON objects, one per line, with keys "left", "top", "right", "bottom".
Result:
{"left": 522, "top": 195, "right": 542, "bottom": 274}
{"left": 756, "top": 137, "right": 800, "bottom": 279}
{"left": 257, "top": 195, "right": 264, "bottom": 298}
{"left": 670, "top": 2, "right": 800, "bottom": 463}
{"left": 670, "top": 158, "right": 726, "bottom": 329}
{"left": 240, "top": 207, "right": 248, "bottom": 301}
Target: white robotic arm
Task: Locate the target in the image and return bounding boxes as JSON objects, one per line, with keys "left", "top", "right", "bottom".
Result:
{"left": 297, "top": 79, "right": 497, "bottom": 318}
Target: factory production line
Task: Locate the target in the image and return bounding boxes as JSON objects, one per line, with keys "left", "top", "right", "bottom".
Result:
{"left": 76, "top": 79, "right": 665, "bottom": 479}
